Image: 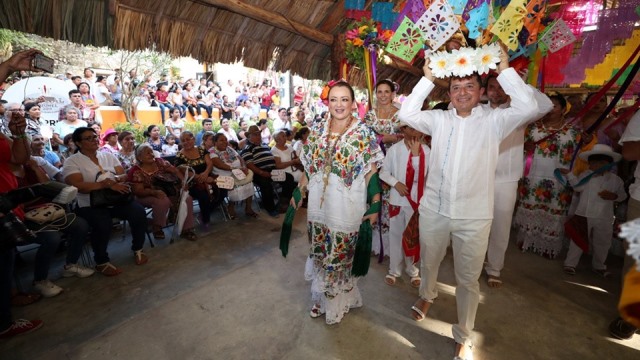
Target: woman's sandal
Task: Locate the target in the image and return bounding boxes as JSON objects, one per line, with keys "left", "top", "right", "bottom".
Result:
{"left": 95, "top": 262, "right": 123, "bottom": 277}
{"left": 410, "top": 298, "right": 431, "bottom": 322}
{"left": 410, "top": 276, "right": 421, "bottom": 288}
{"left": 134, "top": 250, "right": 149, "bottom": 265}
{"left": 563, "top": 266, "right": 576, "bottom": 275}
{"left": 309, "top": 304, "right": 324, "bottom": 318}
{"left": 245, "top": 211, "right": 259, "bottom": 218}
{"left": 384, "top": 274, "right": 396, "bottom": 286}
{"left": 180, "top": 229, "right": 198, "bottom": 241}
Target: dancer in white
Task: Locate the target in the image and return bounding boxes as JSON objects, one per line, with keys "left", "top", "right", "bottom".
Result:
{"left": 398, "top": 43, "right": 551, "bottom": 360}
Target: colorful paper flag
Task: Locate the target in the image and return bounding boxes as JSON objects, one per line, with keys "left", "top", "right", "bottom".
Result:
{"left": 539, "top": 19, "right": 576, "bottom": 53}
{"left": 372, "top": 2, "right": 396, "bottom": 30}
{"left": 490, "top": 0, "right": 528, "bottom": 50}
{"left": 391, "top": 0, "right": 427, "bottom": 30}
{"left": 448, "top": 0, "right": 469, "bottom": 15}
{"left": 346, "top": 10, "right": 371, "bottom": 20}
{"left": 462, "top": 0, "right": 490, "bottom": 21}
{"left": 523, "top": 0, "right": 546, "bottom": 45}
{"left": 345, "top": 0, "right": 365, "bottom": 10}
{"left": 385, "top": 17, "right": 424, "bottom": 62}
{"left": 416, "top": 0, "right": 461, "bottom": 51}
{"left": 465, "top": 2, "right": 490, "bottom": 39}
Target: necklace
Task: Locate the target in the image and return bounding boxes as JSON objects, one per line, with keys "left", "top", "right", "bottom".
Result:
{"left": 542, "top": 118, "right": 565, "bottom": 130}
{"left": 376, "top": 105, "right": 396, "bottom": 120}
{"left": 321, "top": 115, "right": 355, "bottom": 207}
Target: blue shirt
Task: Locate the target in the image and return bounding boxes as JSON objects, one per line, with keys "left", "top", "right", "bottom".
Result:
{"left": 43, "top": 150, "right": 61, "bottom": 167}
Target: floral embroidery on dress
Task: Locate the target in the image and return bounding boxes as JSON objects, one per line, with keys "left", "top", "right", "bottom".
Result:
{"left": 526, "top": 122, "right": 579, "bottom": 166}
{"left": 302, "top": 121, "right": 381, "bottom": 189}
{"left": 363, "top": 111, "right": 399, "bottom": 135}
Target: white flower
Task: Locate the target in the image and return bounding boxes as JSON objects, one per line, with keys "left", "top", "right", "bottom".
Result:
{"left": 474, "top": 44, "right": 501, "bottom": 75}
{"left": 450, "top": 48, "right": 476, "bottom": 77}
{"left": 429, "top": 51, "right": 452, "bottom": 78}
{"left": 620, "top": 218, "right": 640, "bottom": 270}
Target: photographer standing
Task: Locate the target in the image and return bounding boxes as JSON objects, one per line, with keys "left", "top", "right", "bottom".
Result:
{"left": 0, "top": 49, "right": 47, "bottom": 338}
{"left": 0, "top": 49, "right": 46, "bottom": 338}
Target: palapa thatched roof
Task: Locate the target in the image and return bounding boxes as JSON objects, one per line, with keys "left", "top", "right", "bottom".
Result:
{"left": 0, "top": 0, "right": 434, "bottom": 92}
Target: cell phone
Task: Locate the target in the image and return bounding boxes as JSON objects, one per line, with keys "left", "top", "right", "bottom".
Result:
{"left": 33, "top": 53, "right": 54, "bottom": 73}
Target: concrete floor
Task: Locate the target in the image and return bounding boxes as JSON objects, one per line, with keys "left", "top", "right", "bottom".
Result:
{"left": 2, "top": 206, "right": 640, "bottom": 360}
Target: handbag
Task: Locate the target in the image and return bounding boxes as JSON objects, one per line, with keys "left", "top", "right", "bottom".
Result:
{"left": 90, "top": 172, "right": 134, "bottom": 207}
{"left": 232, "top": 169, "right": 254, "bottom": 187}
{"left": 90, "top": 188, "right": 134, "bottom": 207}
{"left": 152, "top": 171, "right": 180, "bottom": 196}
{"left": 25, "top": 203, "right": 66, "bottom": 225}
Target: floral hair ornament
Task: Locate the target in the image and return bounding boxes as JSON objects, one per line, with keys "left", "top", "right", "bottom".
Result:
{"left": 320, "top": 79, "right": 343, "bottom": 105}
{"left": 428, "top": 43, "right": 502, "bottom": 79}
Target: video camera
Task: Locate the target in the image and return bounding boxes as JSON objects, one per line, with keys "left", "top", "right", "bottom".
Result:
{"left": 0, "top": 182, "right": 77, "bottom": 247}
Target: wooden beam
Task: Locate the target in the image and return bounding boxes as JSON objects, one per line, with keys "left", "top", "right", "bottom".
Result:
{"left": 196, "top": 0, "right": 334, "bottom": 46}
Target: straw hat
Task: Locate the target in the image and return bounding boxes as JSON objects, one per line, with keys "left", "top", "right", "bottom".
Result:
{"left": 578, "top": 144, "right": 622, "bottom": 162}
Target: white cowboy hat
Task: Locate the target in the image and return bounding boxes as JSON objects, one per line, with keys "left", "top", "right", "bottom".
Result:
{"left": 578, "top": 143, "right": 622, "bottom": 162}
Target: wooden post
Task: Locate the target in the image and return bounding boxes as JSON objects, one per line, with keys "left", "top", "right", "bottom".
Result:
{"left": 201, "top": 0, "right": 334, "bottom": 46}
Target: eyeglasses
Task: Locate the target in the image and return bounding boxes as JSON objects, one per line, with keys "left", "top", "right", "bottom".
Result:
{"left": 82, "top": 135, "right": 99, "bottom": 141}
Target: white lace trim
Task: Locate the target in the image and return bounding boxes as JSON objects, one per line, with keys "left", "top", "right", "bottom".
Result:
{"left": 514, "top": 207, "right": 567, "bottom": 258}
{"left": 304, "top": 257, "right": 363, "bottom": 325}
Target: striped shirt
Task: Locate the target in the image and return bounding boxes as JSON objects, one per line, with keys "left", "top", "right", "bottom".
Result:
{"left": 241, "top": 143, "right": 275, "bottom": 171}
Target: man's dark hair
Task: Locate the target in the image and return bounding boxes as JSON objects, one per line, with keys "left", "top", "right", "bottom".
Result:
{"left": 448, "top": 73, "right": 483, "bottom": 91}
{"left": 68, "top": 89, "right": 81, "bottom": 97}
{"left": 71, "top": 76, "right": 81, "bottom": 81}
{"left": 202, "top": 118, "right": 212, "bottom": 126}
{"left": 483, "top": 73, "right": 499, "bottom": 88}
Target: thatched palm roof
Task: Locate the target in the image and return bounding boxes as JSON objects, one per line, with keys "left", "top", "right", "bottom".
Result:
{"left": 1, "top": 0, "right": 353, "bottom": 80}
{"left": 0, "top": 0, "right": 435, "bottom": 92}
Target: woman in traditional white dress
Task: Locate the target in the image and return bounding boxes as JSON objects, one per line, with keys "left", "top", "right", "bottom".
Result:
{"left": 296, "top": 81, "right": 383, "bottom": 324}
{"left": 363, "top": 79, "right": 403, "bottom": 258}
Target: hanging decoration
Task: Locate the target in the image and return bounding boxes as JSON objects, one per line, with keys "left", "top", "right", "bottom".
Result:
{"left": 563, "top": 0, "right": 640, "bottom": 84}
{"left": 345, "top": 0, "right": 369, "bottom": 19}
{"left": 462, "top": 0, "right": 489, "bottom": 20}
{"left": 344, "top": 18, "right": 392, "bottom": 69}
{"left": 416, "top": 0, "right": 461, "bottom": 53}
{"left": 385, "top": 17, "right": 424, "bottom": 62}
{"left": 372, "top": 2, "right": 396, "bottom": 30}
{"left": 523, "top": 0, "right": 547, "bottom": 45}
{"left": 465, "top": 2, "right": 490, "bottom": 40}
{"left": 490, "top": 0, "right": 528, "bottom": 50}
{"left": 539, "top": 19, "right": 576, "bottom": 53}
{"left": 448, "top": 0, "right": 469, "bottom": 15}
{"left": 391, "top": 0, "right": 427, "bottom": 30}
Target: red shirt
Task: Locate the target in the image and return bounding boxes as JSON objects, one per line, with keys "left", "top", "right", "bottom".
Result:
{"left": 156, "top": 90, "right": 169, "bottom": 103}
{"left": 0, "top": 137, "right": 23, "bottom": 218}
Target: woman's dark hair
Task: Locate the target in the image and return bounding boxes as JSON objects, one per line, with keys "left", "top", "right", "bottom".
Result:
{"left": 212, "top": 133, "right": 227, "bottom": 143}
{"left": 71, "top": 127, "right": 96, "bottom": 153}
{"left": 144, "top": 125, "right": 159, "bottom": 138}
{"left": 375, "top": 79, "right": 398, "bottom": 93}
{"left": 549, "top": 93, "right": 567, "bottom": 110}
{"left": 182, "top": 83, "right": 192, "bottom": 90}
{"left": 63, "top": 133, "right": 74, "bottom": 146}
{"left": 328, "top": 80, "right": 355, "bottom": 101}
{"left": 294, "top": 127, "right": 310, "bottom": 140}
{"left": 24, "top": 102, "right": 40, "bottom": 114}
{"left": 117, "top": 131, "right": 133, "bottom": 143}
{"left": 77, "top": 82, "right": 91, "bottom": 91}
{"left": 238, "top": 119, "right": 247, "bottom": 127}
{"left": 228, "top": 140, "right": 239, "bottom": 150}
{"left": 96, "top": 75, "right": 105, "bottom": 82}
{"left": 257, "top": 119, "right": 268, "bottom": 126}
{"left": 170, "top": 108, "right": 181, "bottom": 115}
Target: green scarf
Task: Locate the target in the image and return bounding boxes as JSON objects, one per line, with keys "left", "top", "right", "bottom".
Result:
{"left": 279, "top": 186, "right": 303, "bottom": 258}
{"left": 352, "top": 173, "right": 382, "bottom": 277}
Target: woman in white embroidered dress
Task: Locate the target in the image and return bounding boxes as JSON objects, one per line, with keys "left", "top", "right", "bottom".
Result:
{"left": 297, "top": 81, "right": 383, "bottom": 324}
{"left": 363, "top": 79, "right": 403, "bottom": 258}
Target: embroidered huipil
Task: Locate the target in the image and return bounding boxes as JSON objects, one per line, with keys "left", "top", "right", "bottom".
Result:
{"left": 398, "top": 68, "right": 541, "bottom": 220}
{"left": 300, "top": 119, "right": 383, "bottom": 325}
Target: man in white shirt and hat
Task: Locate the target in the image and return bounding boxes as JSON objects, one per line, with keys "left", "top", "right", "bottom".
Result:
{"left": 398, "top": 43, "right": 552, "bottom": 360}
